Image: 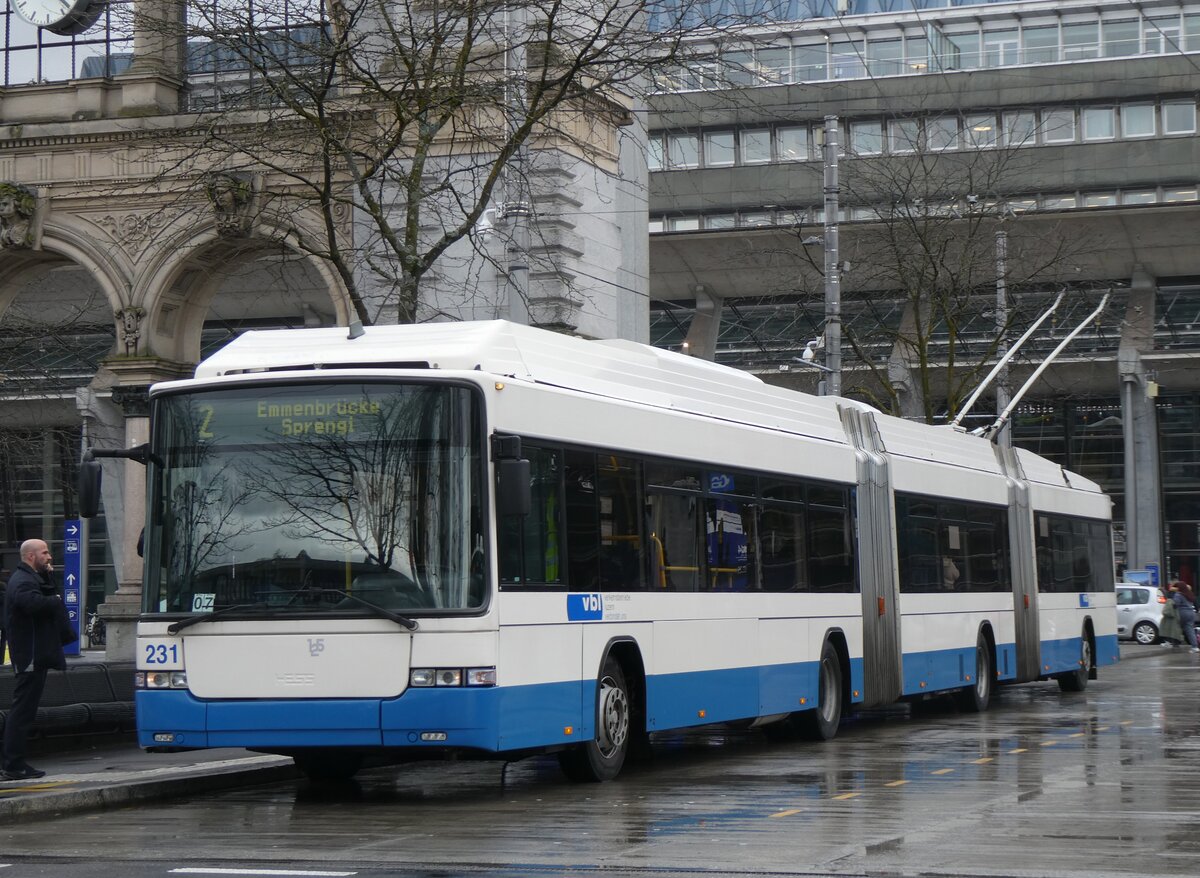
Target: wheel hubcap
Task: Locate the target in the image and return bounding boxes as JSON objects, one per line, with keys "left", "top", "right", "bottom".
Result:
{"left": 596, "top": 676, "right": 629, "bottom": 756}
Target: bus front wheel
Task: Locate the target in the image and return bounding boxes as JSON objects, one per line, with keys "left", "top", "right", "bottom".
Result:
{"left": 559, "top": 657, "right": 631, "bottom": 782}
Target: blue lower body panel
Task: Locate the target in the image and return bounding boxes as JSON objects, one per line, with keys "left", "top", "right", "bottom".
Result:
{"left": 1041, "top": 632, "right": 1119, "bottom": 676}
{"left": 137, "top": 656, "right": 863, "bottom": 752}
{"left": 900, "top": 642, "right": 1018, "bottom": 697}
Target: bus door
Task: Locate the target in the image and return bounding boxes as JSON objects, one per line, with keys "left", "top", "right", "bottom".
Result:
{"left": 841, "top": 406, "right": 903, "bottom": 706}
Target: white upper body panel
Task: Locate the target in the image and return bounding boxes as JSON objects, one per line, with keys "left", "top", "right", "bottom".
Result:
{"left": 161, "top": 320, "right": 1106, "bottom": 514}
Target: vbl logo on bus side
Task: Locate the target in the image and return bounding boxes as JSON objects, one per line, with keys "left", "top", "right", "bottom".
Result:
{"left": 567, "top": 593, "right": 603, "bottom": 622}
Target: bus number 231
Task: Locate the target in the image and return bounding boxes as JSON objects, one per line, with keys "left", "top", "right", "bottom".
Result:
{"left": 144, "top": 642, "right": 181, "bottom": 666}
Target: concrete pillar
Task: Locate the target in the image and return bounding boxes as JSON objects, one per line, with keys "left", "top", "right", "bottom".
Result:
{"left": 93, "top": 358, "right": 192, "bottom": 660}
{"left": 1118, "top": 266, "right": 1164, "bottom": 576}
{"left": 683, "top": 284, "right": 723, "bottom": 360}
{"left": 118, "top": 0, "right": 187, "bottom": 116}
{"left": 96, "top": 383, "right": 151, "bottom": 662}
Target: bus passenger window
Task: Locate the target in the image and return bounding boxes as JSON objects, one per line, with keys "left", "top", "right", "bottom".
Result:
{"left": 498, "top": 446, "right": 562, "bottom": 586}
{"left": 646, "top": 491, "right": 701, "bottom": 591}
{"left": 597, "top": 455, "right": 646, "bottom": 591}
{"left": 705, "top": 496, "right": 757, "bottom": 591}
{"left": 564, "top": 451, "right": 600, "bottom": 592}
{"left": 897, "top": 496, "right": 938, "bottom": 593}
{"left": 965, "top": 507, "right": 1007, "bottom": 592}
{"left": 809, "top": 505, "right": 854, "bottom": 592}
{"left": 760, "top": 503, "right": 805, "bottom": 592}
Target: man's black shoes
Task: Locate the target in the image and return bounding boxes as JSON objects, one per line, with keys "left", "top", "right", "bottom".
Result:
{"left": 1, "top": 763, "right": 47, "bottom": 780}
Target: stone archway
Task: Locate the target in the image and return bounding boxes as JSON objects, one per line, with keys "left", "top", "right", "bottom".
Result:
{"left": 134, "top": 218, "right": 356, "bottom": 368}
{"left": 0, "top": 239, "right": 121, "bottom": 620}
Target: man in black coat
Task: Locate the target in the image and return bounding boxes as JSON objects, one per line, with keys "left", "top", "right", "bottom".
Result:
{"left": 2, "top": 538, "right": 73, "bottom": 780}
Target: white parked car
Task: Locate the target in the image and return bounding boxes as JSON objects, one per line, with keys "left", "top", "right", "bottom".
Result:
{"left": 1116, "top": 582, "right": 1166, "bottom": 644}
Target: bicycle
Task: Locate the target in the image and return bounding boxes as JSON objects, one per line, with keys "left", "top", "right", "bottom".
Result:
{"left": 86, "top": 610, "right": 106, "bottom": 648}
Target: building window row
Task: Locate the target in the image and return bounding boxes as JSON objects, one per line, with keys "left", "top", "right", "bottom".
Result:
{"left": 649, "top": 100, "right": 1198, "bottom": 170}
{"left": 649, "top": 186, "right": 1200, "bottom": 233}
{"left": 656, "top": 9, "right": 1200, "bottom": 92}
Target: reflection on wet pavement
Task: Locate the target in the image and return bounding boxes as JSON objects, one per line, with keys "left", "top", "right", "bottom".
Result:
{"left": 2, "top": 647, "right": 1199, "bottom": 877}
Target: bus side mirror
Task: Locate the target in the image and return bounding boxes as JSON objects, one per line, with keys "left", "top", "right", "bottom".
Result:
{"left": 79, "top": 454, "right": 103, "bottom": 519}
{"left": 497, "top": 458, "right": 531, "bottom": 517}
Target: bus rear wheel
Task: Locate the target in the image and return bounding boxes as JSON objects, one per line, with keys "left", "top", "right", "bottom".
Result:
{"left": 1057, "top": 632, "right": 1092, "bottom": 692}
{"left": 956, "top": 634, "right": 993, "bottom": 712}
{"left": 559, "top": 657, "right": 631, "bottom": 782}
{"left": 798, "top": 640, "right": 843, "bottom": 741}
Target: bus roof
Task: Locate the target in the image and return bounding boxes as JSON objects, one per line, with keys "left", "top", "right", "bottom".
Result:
{"left": 191, "top": 320, "right": 852, "bottom": 445}
{"left": 187, "top": 321, "right": 1103, "bottom": 496}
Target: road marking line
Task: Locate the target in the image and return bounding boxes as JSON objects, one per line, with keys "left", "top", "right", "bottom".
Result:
{"left": 884, "top": 780, "right": 908, "bottom": 787}
{"left": 1096, "top": 725, "right": 1110, "bottom": 731}
{"left": 770, "top": 808, "right": 803, "bottom": 818}
{"left": 1040, "top": 740, "right": 1058, "bottom": 747}
{"left": 1008, "top": 748, "right": 1027, "bottom": 754}
{"left": 169, "top": 870, "right": 356, "bottom": 876}
{"left": 832, "top": 792, "right": 860, "bottom": 800}
{"left": 931, "top": 768, "right": 955, "bottom": 775}
{"left": 1120, "top": 720, "right": 1134, "bottom": 726}
{"left": 971, "top": 757, "right": 993, "bottom": 764}
{"left": 1069, "top": 732, "right": 1086, "bottom": 738}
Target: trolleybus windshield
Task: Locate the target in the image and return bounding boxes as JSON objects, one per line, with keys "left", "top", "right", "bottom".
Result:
{"left": 142, "top": 381, "right": 485, "bottom": 618}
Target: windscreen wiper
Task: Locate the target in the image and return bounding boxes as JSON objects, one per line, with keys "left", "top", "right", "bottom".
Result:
{"left": 305, "top": 588, "right": 418, "bottom": 630}
{"left": 166, "top": 601, "right": 270, "bottom": 635}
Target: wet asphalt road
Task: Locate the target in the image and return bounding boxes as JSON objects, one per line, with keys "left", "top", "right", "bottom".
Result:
{"left": 1, "top": 644, "right": 1198, "bottom": 878}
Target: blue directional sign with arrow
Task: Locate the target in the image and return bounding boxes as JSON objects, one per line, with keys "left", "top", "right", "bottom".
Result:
{"left": 63, "top": 519, "right": 82, "bottom": 656}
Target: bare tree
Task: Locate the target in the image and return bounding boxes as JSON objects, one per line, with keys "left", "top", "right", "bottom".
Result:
{"left": 791, "top": 117, "right": 1104, "bottom": 422}
{"left": 129, "top": 0, "right": 746, "bottom": 324}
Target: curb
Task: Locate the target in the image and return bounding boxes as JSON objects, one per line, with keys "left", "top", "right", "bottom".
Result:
{"left": 0, "top": 757, "right": 300, "bottom": 823}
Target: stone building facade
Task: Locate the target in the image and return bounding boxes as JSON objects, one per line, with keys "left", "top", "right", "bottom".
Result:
{"left": 0, "top": 1, "right": 648, "bottom": 656}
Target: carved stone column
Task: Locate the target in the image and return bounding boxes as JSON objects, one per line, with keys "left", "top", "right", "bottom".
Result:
{"left": 96, "top": 357, "right": 192, "bottom": 660}
{"left": 118, "top": 0, "right": 187, "bottom": 116}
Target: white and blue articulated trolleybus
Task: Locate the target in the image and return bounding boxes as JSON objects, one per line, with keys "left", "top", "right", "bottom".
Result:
{"left": 81, "top": 321, "right": 1118, "bottom": 782}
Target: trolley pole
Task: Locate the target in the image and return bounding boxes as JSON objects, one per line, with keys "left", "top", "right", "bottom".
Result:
{"left": 822, "top": 115, "right": 842, "bottom": 397}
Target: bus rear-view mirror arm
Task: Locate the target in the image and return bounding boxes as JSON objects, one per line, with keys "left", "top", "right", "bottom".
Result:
{"left": 78, "top": 443, "right": 163, "bottom": 519}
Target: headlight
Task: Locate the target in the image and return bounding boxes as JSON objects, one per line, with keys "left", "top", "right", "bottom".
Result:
{"left": 136, "top": 671, "right": 189, "bottom": 689}
{"left": 409, "top": 667, "right": 496, "bottom": 688}
{"left": 466, "top": 668, "right": 496, "bottom": 686}
{"left": 410, "top": 668, "right": 435, "bottom": 687}
{"left": 435, "top": 669, "right": 462, "bottom": 687}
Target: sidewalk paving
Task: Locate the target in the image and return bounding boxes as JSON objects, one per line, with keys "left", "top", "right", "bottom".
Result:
{"left": 0, "top": 738, "right": 299, "bottom": 822}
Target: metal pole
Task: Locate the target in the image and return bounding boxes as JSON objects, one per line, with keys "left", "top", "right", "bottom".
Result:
{"left": 822, "top": 115, "right": 842, "bottom": 397}
{"left": 505, "top": 7, "right": 530, "bottom": 325}
{"left": 994, "top": 230, "right": 1010, "bottom": 446}
{"left": 1119, "top": 354, "right": 1140, "bottom": 570}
